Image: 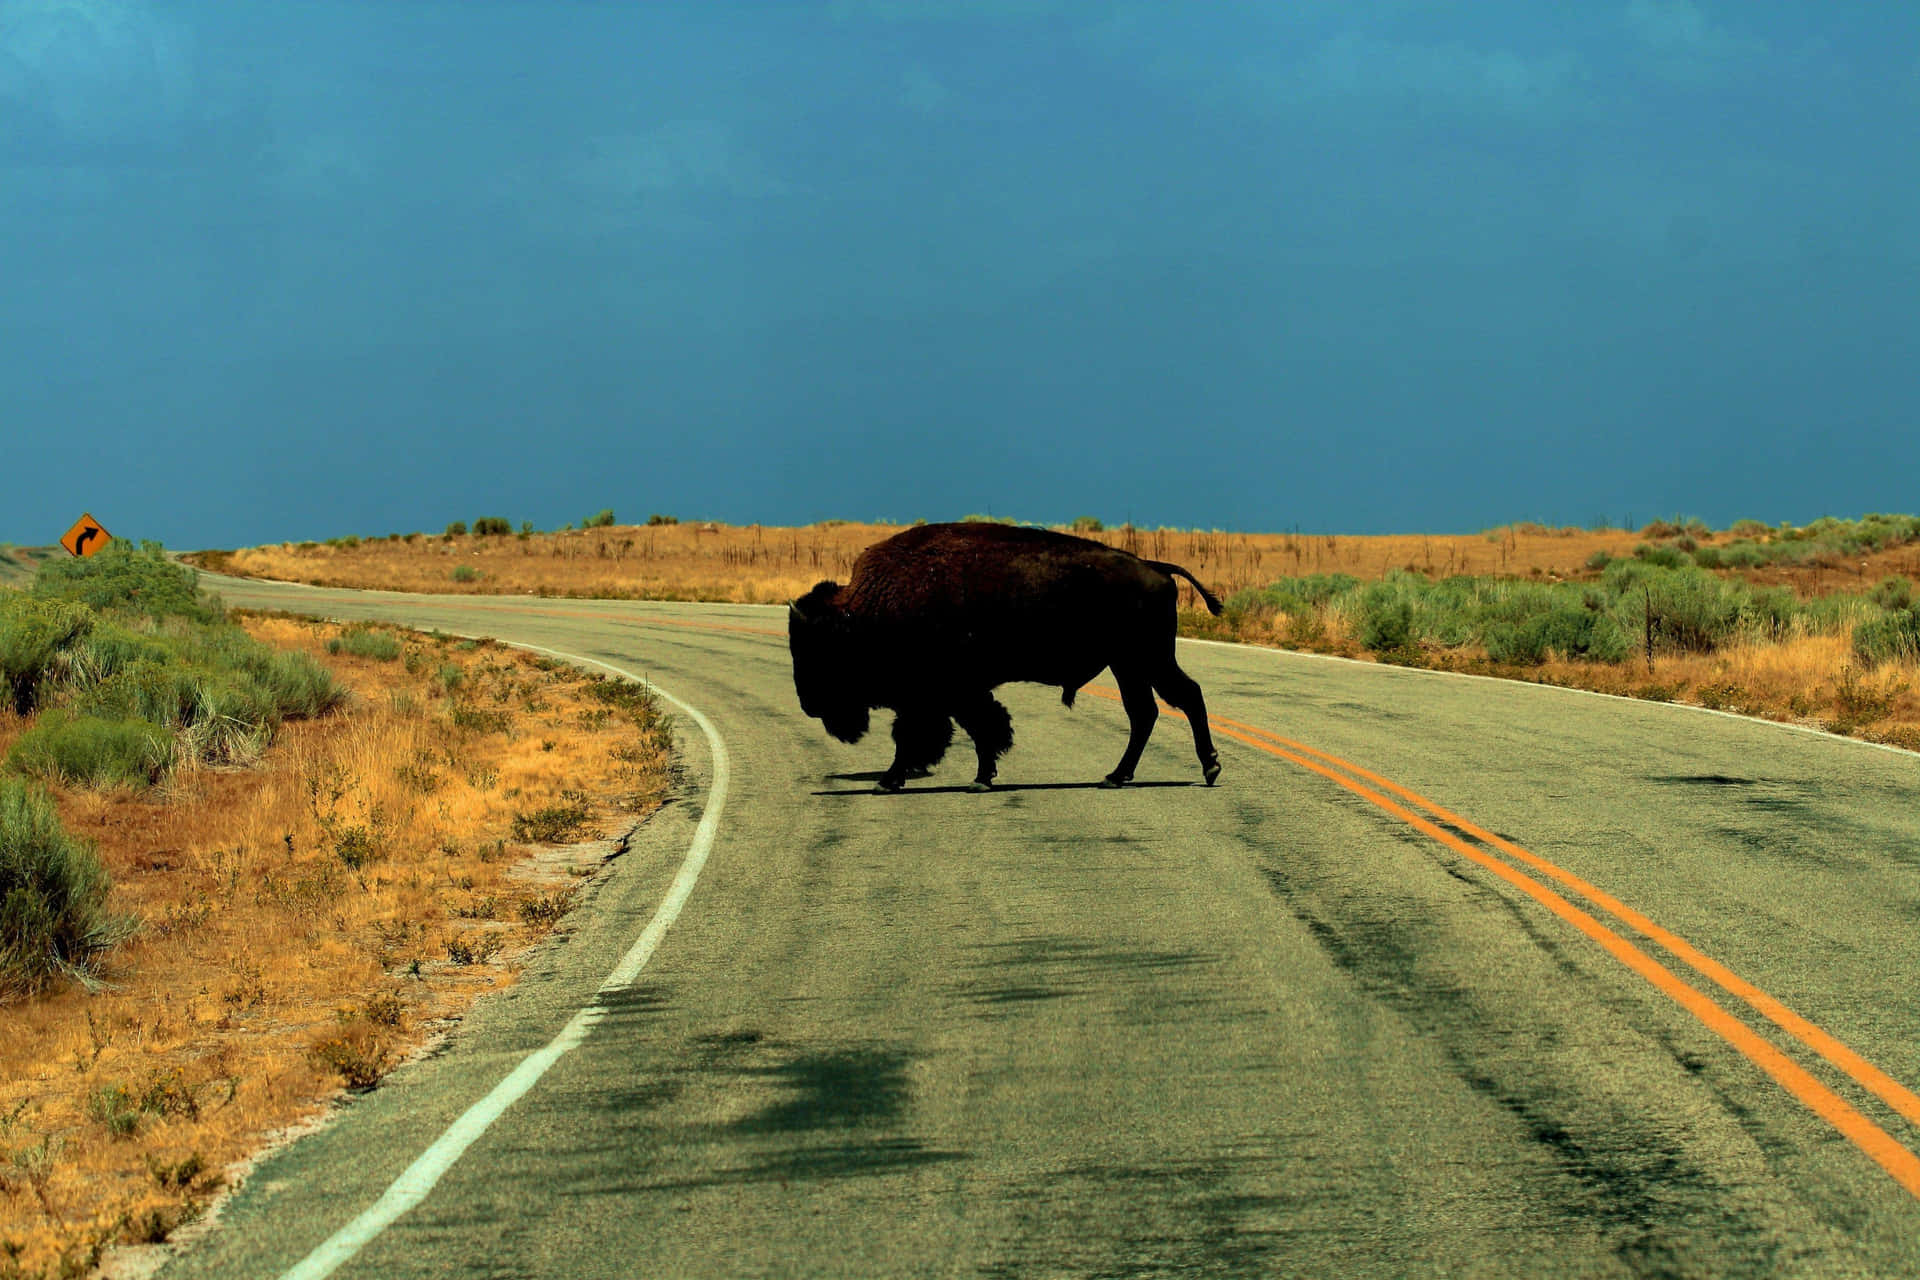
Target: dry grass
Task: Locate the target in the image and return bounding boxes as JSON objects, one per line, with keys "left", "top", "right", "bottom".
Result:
{"left": 1193, "top": 603, "right": 1920, "bottom": 750}
{"left": 190, "top": 518, "right": 1920, "bottom": 751}
{"left": 192, "top": 521, "right": 1652, "bottom": 611}
{"left": 0, "top": 618, "right": 671, "bottom": 1277}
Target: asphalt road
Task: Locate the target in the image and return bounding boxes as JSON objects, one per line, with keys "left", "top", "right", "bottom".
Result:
{"left": 157, "top": 575, "right": 1920, "bottom": 1278}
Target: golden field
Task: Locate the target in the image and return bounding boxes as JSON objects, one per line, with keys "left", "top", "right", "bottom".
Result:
{"left": 189, "top": 519, "right": 1920, "bottom": 752}
{"left": 0, "top": 618, "right": 670, "bottom": 1278}
{"left": 195, "top": 521, "right": 1656, "bottom": 607}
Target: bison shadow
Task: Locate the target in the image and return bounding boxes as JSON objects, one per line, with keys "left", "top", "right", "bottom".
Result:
{"left": 815, "top": 771, "right": 1197, "bottom": 796}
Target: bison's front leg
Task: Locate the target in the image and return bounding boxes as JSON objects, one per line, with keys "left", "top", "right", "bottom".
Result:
{"left": 952, "top": 690, "right": 1013, "bottom": 792}
{"left": 878, "top": 707, "right": 953, "bottom": 792}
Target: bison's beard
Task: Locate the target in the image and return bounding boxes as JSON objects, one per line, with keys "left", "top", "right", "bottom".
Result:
{"left": 819, "top": 705, "right": 870, "bottom": 744}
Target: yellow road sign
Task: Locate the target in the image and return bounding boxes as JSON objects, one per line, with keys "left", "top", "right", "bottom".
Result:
{"left": 60, "top": 513, "right": 111, "bottom": 558}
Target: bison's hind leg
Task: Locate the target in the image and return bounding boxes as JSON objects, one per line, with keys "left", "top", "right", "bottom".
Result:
{"left": 879, "top": 709, "right": 953, "bottom": 792}
{"left": 953, "top": 692, "right": 1013, "bottom": 791}
{"left": 1155, "top": 662, "right": 1221, "bottom": 785}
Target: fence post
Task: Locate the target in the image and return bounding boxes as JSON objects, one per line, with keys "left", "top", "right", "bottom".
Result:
{"left": 1643, "top": 585, "right": 1654, "bottom": 673}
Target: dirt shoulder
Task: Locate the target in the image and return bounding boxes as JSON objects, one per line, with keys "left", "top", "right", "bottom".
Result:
{"left": 0, "top": 616, "right": 672, "bottom": 1278}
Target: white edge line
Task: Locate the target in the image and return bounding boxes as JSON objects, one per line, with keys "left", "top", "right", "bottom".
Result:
{"left": 279, "top": 641, "right": 729, "bottom": 1280}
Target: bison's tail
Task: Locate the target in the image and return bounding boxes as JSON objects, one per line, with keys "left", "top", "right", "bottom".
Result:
{"left": 1146, "top": 560, "right": 1225, "bottom": 616}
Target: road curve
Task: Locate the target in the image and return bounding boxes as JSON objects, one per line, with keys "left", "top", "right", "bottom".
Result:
{"left": 159, "top": 575, "right": 1920, "bottom": 1278}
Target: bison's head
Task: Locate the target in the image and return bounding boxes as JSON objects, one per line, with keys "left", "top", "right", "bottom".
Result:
{"left": 788, "top": 581, "right": 870, "bottom": 743}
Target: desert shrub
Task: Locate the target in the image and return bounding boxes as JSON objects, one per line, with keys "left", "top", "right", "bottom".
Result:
{"left": 1870, "top": 576, "right": 1914, "bottom": 612}
{"left": 646, "top": 514, "right": 678, "bottom": 526}
{"left": 327, "top": 628, "right": 401, "bottom": 661}
{"left": 72, "top": 624, "right": 172, "bottom": 685}
{"left": 1485, "top": 601, "right": 1632, "bottom": 665}
{"left": 68, "top": 637, "right": 341, "bottom": 767}
{"left": 1728, "top": 518, "right": 1770, "bottom": 538}
{"left": 0, "top": 777, "right": 128, "bottom": 998}
{"left": 1230, "top": 574, "right": 1360, "bottom": 619}
{"left": 30, "top": 541, "right": 219, "bottom": 624}
{"left": 449, "top": 702, "right": 510, "bottom": 733}
{"left": 1853, "top": 610, "right": 1920, "bottom": 666}
{"left": 518, "top": 890, "right": 572, "bottom": 931}
{"left": 451, "top": 565, "right": 481, "bottom": 584}
{"left": 444, "top": 521, "right": 468, "bottom": 537}
{"left": 1601, "top": 561, "right": 1750, "bottom": 653}
{"left": 1633, "top": 543, "right": 1688, "bottom": 569}
{"left": 7, "top": 713, "right": 173, "bottom": 789}
{"left": 511, "top": 802, "right": 591, "bottom": 843}
{"left": 88, "top": 1083, "right": 142, "bottom": 1138}
{"left": 254, "top": 649, "right": 346, "bottom": 719}
{"left": 583, "top": 509, "right": 616, "bottom": 529}
{"left": 1742, "top": 586, "right": 1800, "bottom": 642}
{"left": 74, "top": 660, "right": 202, "bottom": 728}
{"left": 1069, "top": 516, "right": 1104, "bottom": 533}
{"left": 1585, "top": 551, "right": 1613, "bottom": 571}
{"left": 0, "top": 596, "right": 94, "bottom": 713}
{"left": 471, "top": 517, "right": 512, "bottom": 536}
{"left": 1356, "top": 580, "right": 1416, "bottom": 655}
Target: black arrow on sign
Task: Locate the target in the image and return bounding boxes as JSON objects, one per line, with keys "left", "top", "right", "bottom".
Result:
{"left": 73, "top": 525, "right": 101, "bottom": 554}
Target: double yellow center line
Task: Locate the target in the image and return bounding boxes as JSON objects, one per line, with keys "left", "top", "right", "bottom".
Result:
{"left": 1087, "top": 685, "right": 1920, "bottom": 1200}
{"left": 490, "top": 602, "right": 1920, "bottom": 1198}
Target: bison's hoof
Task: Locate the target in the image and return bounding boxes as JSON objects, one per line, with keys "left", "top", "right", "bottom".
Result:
{"left": 967, "top": 779, "right": 994, "bottom": 793}
{"left": 875, "top": 776, "right": 906, "bottom": 793}
{"left": 1100, "top": 773, "right": 1130, "bottom": 789}
{"left": 1203, "top": 759, "right": 1222, "bottom": 786}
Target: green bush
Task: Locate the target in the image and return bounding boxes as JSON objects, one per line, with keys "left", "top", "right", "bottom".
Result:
{"left": 583, "top": 509, "right": 616, "bottom": 529}
{"left": 1870, "top": 576, "right": 1914, "bottom": 612}
{"left": 1853, "top": 610, "right": 1920, "bottom": 666}
{"left": 444, "top": 521, "right": 468, "bottom": 537}
{"left": 7, "top": 713, "right": 173, "bottom": 790}
{"left": 326, "top": 629, "right": 402, "bottom": 661}
{"left": 451, "top": 565, "right": 481, "bottom": 583}
{"left": 0, "top": 596, "right": 94, "bottom": 714}
{"left": 31, "top": 541, "right": 220, "bottom": 624}
{"left": 0, "top": 777, "right": 127, "bottom": 998}
{"left": 1356, "top": 580, "right": 1416, "bottom": 654}
{"left": 1601, "top": 560, "right": 1748, "bottom": 653}
{"left": 1484, "top": 602, "right": 1632, "bottom": 665}
{"left": 472, "top": 517, "right": 512, "bottom": 536}
{"left": 1633, "top": 543, "right": 1688, "bottom": 569}
{"left": 1069, "top": 516, "right": 1104, "bottom": 533}
{"left": 646, "top": 514, "right": 677, "bottom": 527}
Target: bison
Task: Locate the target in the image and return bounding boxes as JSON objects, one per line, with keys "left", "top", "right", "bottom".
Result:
{"left": 788, "top": 522, "right": 1224, "bottom": 792}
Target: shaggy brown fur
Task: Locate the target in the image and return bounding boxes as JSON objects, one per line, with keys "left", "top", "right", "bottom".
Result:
{"left": 789, "top": 523, "right": 1222, "bottom": 791}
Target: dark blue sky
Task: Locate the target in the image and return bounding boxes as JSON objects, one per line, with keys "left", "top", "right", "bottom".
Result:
{"left": 4, "top": 1, "right": 1917, "bottom": 547}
